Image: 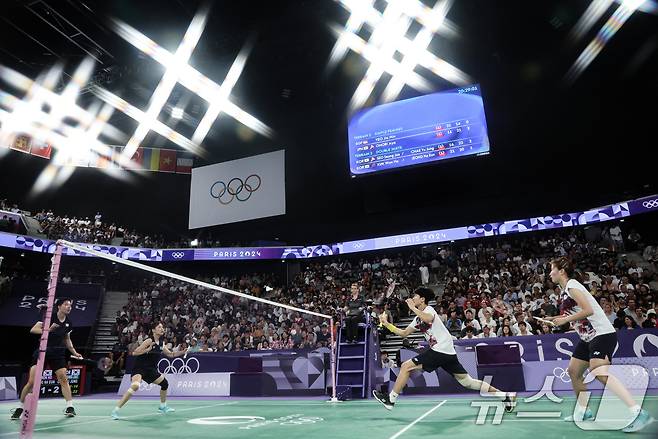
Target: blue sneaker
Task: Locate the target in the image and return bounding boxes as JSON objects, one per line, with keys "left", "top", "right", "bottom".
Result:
{"left": 622, "top": 409, "right": 653, "bottom": 433}
{"left": 111, "top": 408, "right": 120, "bottom": 420}
{"left": 158, "top": 405, "right": 175, "bottom": 414}
{"left": 564, "top": 408, "right": 594, "bottom": 422}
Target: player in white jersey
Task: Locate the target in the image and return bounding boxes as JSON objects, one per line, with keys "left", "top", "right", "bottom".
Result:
{"left": 547, "top": 257, "right": 652, "bottom": 432}
{"left": 373, "top": 287, "right": 516, "bottom": 411}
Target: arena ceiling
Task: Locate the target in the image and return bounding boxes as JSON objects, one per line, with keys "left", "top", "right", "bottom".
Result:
{"left": 0, "top": 0, "right": 657, "bottom": 245}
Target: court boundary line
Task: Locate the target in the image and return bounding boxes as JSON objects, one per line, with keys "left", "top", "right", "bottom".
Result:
{"left": 0, "top": 401, "right": 238, "bottom": 436}
{"left": 389, "top": 399, "right": 447, "bottom": 439}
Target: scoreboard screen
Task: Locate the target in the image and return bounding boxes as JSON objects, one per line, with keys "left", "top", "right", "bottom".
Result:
{"left": 39, "top": 365, "right": 86, "bottom": 397}
{"left": 348, "top": 84, "right": 490, "bottom": 176}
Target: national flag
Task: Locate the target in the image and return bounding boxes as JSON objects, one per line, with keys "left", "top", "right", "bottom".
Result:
{"left": 10, "top": 134, "right": 32, "bottom": 153}
{"left": 158, "top": 149, "right": 177, "bottom": 172}
{"left": 132, "top": 147, "right": 145, "bottom": 169}
{"left": 30, "top": 140, "right": 52, "bottom": 159}
{"left": 133, "top": 147, "right": 159, "bottom": 171}
{"left": 145, "top": 148, "right": 160, "bottom": 171}
{"left": 176, "top": 155, "right": 194, "bottom": 174}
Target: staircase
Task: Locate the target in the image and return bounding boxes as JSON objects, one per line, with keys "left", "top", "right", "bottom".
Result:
{"left": 91, "top": 291, "right": 130, "bottom": 355}
{"left": 336, "top": 321, "right": 371, "bottom": 399}
{"left": 379, "top": 316, "right": 427, "bottom": 364}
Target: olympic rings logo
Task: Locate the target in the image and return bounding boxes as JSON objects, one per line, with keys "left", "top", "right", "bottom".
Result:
{"left": 171, "top": 252, "right": 185, "bottom": 259}
{"left": 553, "top": 367, "right": 571, "bottom": 383}
{"left": 642, "top": 199, "right": 658, "bottom": 209}
{"left": 210, "top": 174, "right": 261, "bottom": 205}
{"left": 158, "top": 357, "right": 200, "bottom": 374}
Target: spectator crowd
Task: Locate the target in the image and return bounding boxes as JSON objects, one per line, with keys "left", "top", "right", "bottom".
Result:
{"left": 108, "top": 226, "right": 657, "bottom": 368}
{"left": 3, "top": 197, "right": 657, "bottom": 373}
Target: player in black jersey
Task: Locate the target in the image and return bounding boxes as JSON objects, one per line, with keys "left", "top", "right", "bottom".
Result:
{"left": 11, "top": 298, "right": 83, "bottom": 420}
{"left": 111, "top": 322, "right": 187, "bottom": 419}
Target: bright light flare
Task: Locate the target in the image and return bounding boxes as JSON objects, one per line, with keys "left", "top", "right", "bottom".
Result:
{"left": 566, "top": 0, "right": 654, "bottom": 83}
{"left": 171, "top": 107, "right": 184, "bottom": 119}
{"left": 329, "top": 0, "right": 471, "bottom": 112}
{"left": 105, "top": 5, "right": 273, "bottom": 165}
{"left": 0, "top": 60, "right": 130, "bottom": 195}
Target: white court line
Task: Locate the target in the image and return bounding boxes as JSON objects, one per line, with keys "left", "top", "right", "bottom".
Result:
{"left": 0, "top": 401, "right": 238, "bottom": 436}
{"left": 3, "top": 414, "right": 108, "bottom": 420}
{"left": 388, "top": 400, "right": 446, "bottom": 439}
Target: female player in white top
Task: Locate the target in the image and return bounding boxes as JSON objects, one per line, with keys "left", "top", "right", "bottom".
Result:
{"left": 546, "top": 257, "right": 652, "bottom": 432}
{"left": 373, "top": 287, "right": 515, "bottom": 411}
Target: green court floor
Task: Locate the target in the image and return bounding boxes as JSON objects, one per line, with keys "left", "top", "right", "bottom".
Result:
{"left": 1, "top": 396, "right": 656, "bottom": 439}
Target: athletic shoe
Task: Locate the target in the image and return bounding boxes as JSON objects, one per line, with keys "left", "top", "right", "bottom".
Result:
{"left": 64, "top": 407, "right": 76, "bottom": 417}
{"left": 158, "top": 405, "right": 175, "bottom": 414}
{"left": 10, "top": 408, "right": 23, "bottom": 420}
{"left": 503, "top": 394, "right": 517, "bottom": 413}
{"left": 622, "top": 409, "right": 653, "bottom": 433}
{"left": 372, "top": 390, "right": 395, "bottom": 410}
{"left": 563, "top": 408, "right": 594, "bottom": 422}
{"left": 111, "top": 408, "right": 120, "bottom": 420}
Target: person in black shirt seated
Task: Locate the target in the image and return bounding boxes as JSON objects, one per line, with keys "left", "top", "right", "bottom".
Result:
{"left": 343, "top": 283, "right": 365, "bottom": 343}
{"left": 11, "top": 298, "right": 83, "bottom": 420}
{"left": 111, "top": 321, "right": 187, "bottom": 420}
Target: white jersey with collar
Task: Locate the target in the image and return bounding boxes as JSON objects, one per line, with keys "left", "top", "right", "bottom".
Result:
{"left": 406, "top": 306, "right": 456, "bottom": 355}
{"left": 560, "top": 278, "right": 615, "bottom": 342}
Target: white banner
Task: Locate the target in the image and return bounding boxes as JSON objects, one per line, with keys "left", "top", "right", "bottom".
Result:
{"left": 189, "top": 150, "right": 286, "bottom": 228}
{"left": 118, "top": 373, "right": 232, "bottom": 396}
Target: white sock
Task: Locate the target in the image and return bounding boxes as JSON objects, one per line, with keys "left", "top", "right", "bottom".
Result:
{"left": 66, "top": 400, "right": 73, "bottom": 408}
{"left": 575, "top": 403, "right": 587, "bottom": 414}
{"left": 629, "top": 405, "right": 642, "bottom": 416}
{"left": 19, "top": 402, "right": 24, "bottom": 409}
{"left": 160, "top": 403, "right": 166, "bottom": 408}
{"left": 114, "top": 406, "right": 120, "bottom": 412}
{"left": 389, "top": 391, "right": 399, "bottom": 403}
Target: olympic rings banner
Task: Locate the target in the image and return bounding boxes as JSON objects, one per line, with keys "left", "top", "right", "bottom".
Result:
{"left": 0, "top": 193, "right": 656, "bottom": 261}
{"left": 189, "top": 149, "right": 286, "bottom": 228}
{"left": 118, "top": 348, "right": 329, "bottom": 397}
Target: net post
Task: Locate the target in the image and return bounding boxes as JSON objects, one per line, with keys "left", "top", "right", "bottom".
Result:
{"left": 329, "top": 317, "right": 338, "bottom": 402}
{"left": 20, "top": 242, "right": 63, "bottom": 439}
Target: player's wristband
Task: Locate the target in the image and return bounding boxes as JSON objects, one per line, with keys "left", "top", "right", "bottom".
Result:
{"left": 384, "top": 322, "right": 397, "bottom": 332}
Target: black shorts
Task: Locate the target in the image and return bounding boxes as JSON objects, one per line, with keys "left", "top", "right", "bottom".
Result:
{"left": 31, "top": 350, "right": 67, "bottom": 372}
{"left": 131, "top": 368, "right": 162, "bottom": 384}
{"left": 411, "top": 349, "right": 468, "bottom": 375}
{"left": 572, "top": 332, "right": 618, "bottom": 362}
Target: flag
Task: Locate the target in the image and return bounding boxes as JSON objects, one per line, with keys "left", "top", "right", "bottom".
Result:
{"left": 30, "top": 140, "right": 52, "bottom": 159}
{"left": 158, "top": 149, "right": 177, "bottom": 172}
{"left": 176, "top": 155, "right": 194, "bottom": 174}
{"left": 133, "top": 147, "right": 159, "bottom": 170}
{"left": 189, "top": 150, "right": 286, "bottom": 228}
{"left": 145, "top": 148, "right": 160, "bottom": 171}
{"left": 11, "top": 134, "right": 31, "bottom": 153}
{"left": 132, "top": 147, "right": 145, "bottom": 169}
